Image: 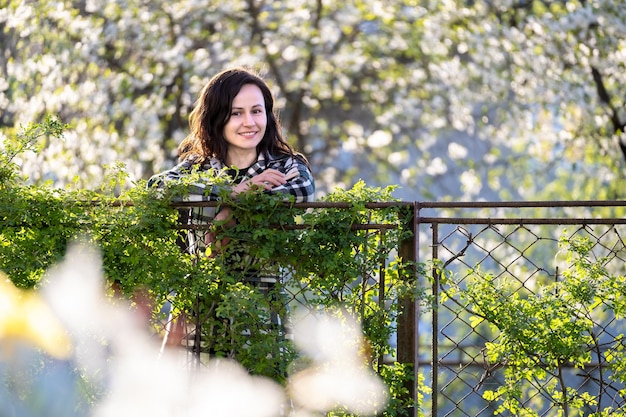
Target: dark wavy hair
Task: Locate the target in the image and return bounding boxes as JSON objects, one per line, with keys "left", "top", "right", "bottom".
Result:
{"left": 178, "top": 67, "right": 303, "bottom": 165}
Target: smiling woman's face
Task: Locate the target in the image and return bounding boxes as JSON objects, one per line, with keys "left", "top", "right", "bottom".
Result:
{"left": 223, "top": 83, "right": 267, "bottom": 163}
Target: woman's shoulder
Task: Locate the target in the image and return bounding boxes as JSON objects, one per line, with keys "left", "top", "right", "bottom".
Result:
{"left": 260, "top": 153, "right": 312, "bottom": 180}
{"left": 264, "top": 151, "right": 308, "bottom": 165}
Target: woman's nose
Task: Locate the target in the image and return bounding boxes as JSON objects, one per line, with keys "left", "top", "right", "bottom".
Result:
{"left": 243, "top": 112, "right": 255, "bottom": 126}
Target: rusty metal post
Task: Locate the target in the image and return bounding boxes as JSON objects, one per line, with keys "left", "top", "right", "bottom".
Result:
{"left": 397, "top": 202, "right": 417, "bottom": 416}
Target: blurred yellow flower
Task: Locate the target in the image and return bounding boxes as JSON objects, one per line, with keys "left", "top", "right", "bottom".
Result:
{"left": 0, "top": 273, "right": 72, "bottom": 359}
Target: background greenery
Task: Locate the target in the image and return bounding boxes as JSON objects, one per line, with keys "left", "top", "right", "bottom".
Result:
{"left": 3, "top": 1, "right": 626, "bottom": 415}
{"left": 1, "top": 0, "right": 625, "bottom": 200}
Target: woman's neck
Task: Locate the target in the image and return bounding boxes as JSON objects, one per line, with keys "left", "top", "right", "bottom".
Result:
{"left": 225, "top": 150, "right": 258, "bottom": 169}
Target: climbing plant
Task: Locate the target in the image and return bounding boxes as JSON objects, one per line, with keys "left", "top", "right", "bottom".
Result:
{"left": 0, "top": 116, "right": 420, "bottom": 416}
{"left": 439, "top": 235, "right": 626, "bottom": 417}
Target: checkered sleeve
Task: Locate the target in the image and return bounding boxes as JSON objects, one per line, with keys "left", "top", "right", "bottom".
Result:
{"left": 266, "top": 155, "right": 316, "bottom": 202}
{"left": 147, "top": 159, "right": 223, "bottom": 201}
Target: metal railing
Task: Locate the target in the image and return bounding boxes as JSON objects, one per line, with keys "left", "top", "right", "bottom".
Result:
{"left": 168, "top": 200, "right": 626, "bottom": 416}
{"left": 168, "top": 201, "right": 416, "bottom": 383}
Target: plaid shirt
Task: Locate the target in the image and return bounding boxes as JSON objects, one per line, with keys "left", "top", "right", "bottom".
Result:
{"left": 148, "top": 153, "right": 315, "bottom": 203}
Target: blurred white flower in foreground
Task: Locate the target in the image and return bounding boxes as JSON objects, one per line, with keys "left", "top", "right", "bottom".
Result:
{"left": 288, "top": 310, "right": 389, "bottom": 416}
{"left": 40, "top": 241, "right": 285, "bottom": 417}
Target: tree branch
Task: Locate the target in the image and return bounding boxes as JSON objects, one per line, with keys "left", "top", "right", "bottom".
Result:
{"left": 590, "top": 66, "right": 626, "bottom": 163}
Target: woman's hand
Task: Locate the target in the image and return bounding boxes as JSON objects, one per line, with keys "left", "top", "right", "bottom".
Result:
{"left": 231, "top": 168, "right": 287, "bottom": 195}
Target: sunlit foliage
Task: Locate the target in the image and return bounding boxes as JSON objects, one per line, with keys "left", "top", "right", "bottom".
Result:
{"left": 1, "top": 0, "right": 625, "bottom": 199}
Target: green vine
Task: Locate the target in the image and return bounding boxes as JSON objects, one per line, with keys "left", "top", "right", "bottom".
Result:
{"left": 0, "top": 116, "right": 421, "bottom": 416}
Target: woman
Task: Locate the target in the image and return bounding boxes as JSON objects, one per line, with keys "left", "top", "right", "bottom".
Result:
{"left": 150, "top": 66, "right": 315, "bottom": 252}
{"left": 149, "top": 67, "right": 315, "bottom": 205}
{"left": 150, "top": 68, "right": 313, "bottom": 371}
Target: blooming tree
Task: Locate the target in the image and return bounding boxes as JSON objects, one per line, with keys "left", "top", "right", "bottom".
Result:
{"left": 1, "top": 0, "right": 624, "bottom": 199}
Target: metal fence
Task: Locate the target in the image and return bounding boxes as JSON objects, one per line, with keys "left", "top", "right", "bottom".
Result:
{"left": 415, "top": 201, "right": 626, "bottom": 417}
{"left": 168, "top": 201, "right": 415, "bottom": 378}
{"left": 169, "top": 200, "right": 626, "bottom": 416}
